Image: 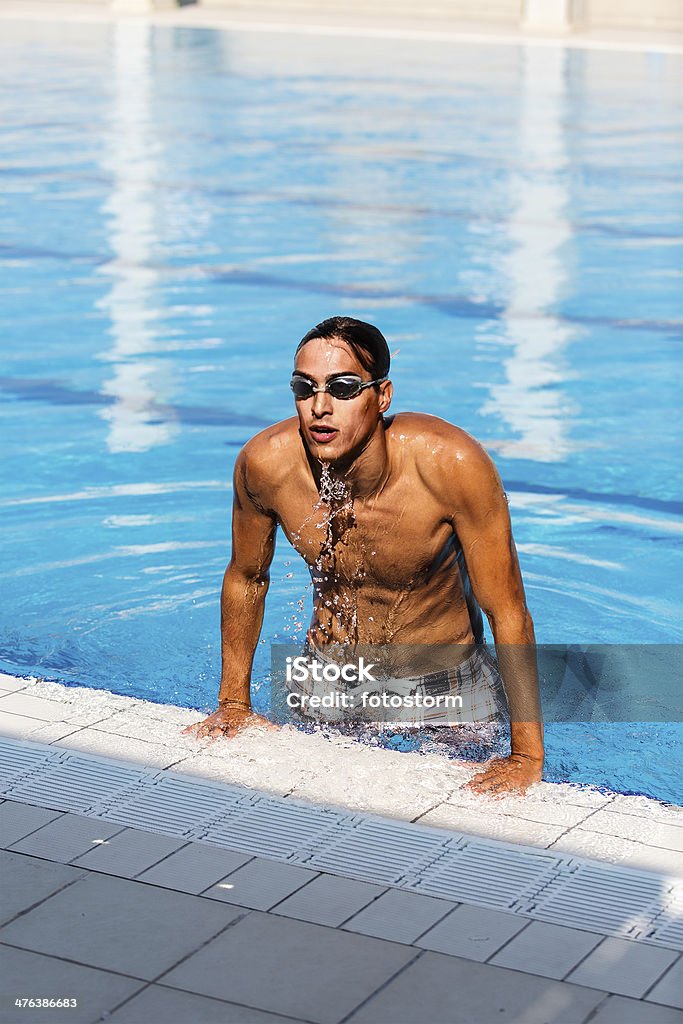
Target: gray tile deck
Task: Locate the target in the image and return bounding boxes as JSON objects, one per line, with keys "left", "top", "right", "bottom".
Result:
{"left": 0, "top": 851, "right": 85, "bottom": 927}
{"left": 646, "top": 957, "right": 683, "bottom": 1010}
{"left": 567, "top": 937, "right": 680, "bottom": 998}
{"left": 137, "top": 843, "right": 253, "bottom": 894}
{"left": 202, "top": 855, "right": 319, "bottom": 910}
{"left": 0, "top": 696, "right": 681, "bottom": 1024}
{"left": 415, "top": 903, "right": 529, "bottom": 961}
{"left": 160, "top": 910, "right": 418, "bottom": 1024}
{"left": 104, "top": 984, "right": 305, "bottom": 1023}
{"left": 587, "top": 994, "right": 683, "bottom": 1023}
{"left": 0, "top": 872, "right": 243, "bottom": 980}
{"left": 8, "top": 811, "right": 124, "bottom": 863}
{"left": 342, "top": 888, "right": 456, "bottom": 944}
{"left": 70, "top": 826, "right": 187, "bottom": 878}
{"left": 0, "top": 801, "right": 62, "bottom": 848}
{"left": 345, "top": 950, "right": 607, "bottom": 1023}
{"left": 490, "top": 920, "right": 605, "bottom": 979}
{"left": 0, "top": 944, "right": 146, "bottom": 1024}
{"left": 272, "top": 873, "right": 386, "bottom": 927}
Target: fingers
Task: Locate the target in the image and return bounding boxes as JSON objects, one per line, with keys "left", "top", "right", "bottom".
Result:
{"left": 182, "top": 714, "right": 278, "bottom": 741}
{"left": 465, "top": 761, "right": 530, "bottom": 797}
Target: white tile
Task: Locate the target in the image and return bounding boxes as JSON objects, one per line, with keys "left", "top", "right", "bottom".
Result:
{"left": 21, "top": 722, "right": 85, "bottom": 743}
{"left": 416, "top": 802, "right": 566, "bottom": 848}
{"left": 646, "top": 956, "right": 683, "bottom": 1010}
{"left": 584, "top": 808, "right": 683, "bottom": 852}
{"left": 444, "top": 789, "right": 597, "bottom": 826}
{"left": 71, "top": 826, "right": 187, "bottom": 877}
{"left": 0, "top": 710, "right": 54, "bottom": 739}
{"left": 53, "top": 728, "right": 180, "bottom": 769}
{"left": 343, "top": 888, "right": 455, "bottom": 944}
{"left": 137, "top": 843, "right": 253, "bottom": 894}
{"left": 490, "top": 920, "right": 604, "bottom": 978}
{"left": 0, "top": 692, "right": 67, "bottom": 722}
{"left": 549, "top": 829, "right": 683, "bottom": 876}
{"left": 532, "top": 783, "right": 615, "bottom": 809}
{"left": 203, "top": 856, "right": 318, "bottom": 910}
{"left": 567, "top": 937, "right": 679, "bottom": 998}
{"left": 416, "top": 904, "right": 528, "bottom": 961}
{"left": 9, "top": 812, "right": 124, "bottom": 863}
{"left": 0, "top": 801, "right": 62, "bottom": 848}
{"left": 273, "top": 873, "right": 386, "bottom": 926}
{"left": 174, "top": 751, "right": 302, "bottom": 797}
{"left": 91, "top": 708, "right": 203, "bottom": 748}
{"left": 612, "top": 796, "right": 683, "bottom": 827}
{"left": 0, "top": 675, "right": 30, "bottom": 693}
{"left": 588, "top": 993, "right": 683, "bottom": 1024}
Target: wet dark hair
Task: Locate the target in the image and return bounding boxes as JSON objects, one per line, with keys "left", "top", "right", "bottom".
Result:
{"left": 296, "top": 316, "right": 390, "bottom": 380}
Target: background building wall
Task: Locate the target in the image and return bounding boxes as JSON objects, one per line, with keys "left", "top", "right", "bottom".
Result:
{"left": 32, "top": 0, "right": 683, "bottom": 32}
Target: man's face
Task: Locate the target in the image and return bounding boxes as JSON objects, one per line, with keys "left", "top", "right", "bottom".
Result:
{"left": 293, "top": 337, "right": 391, "bottom": 463}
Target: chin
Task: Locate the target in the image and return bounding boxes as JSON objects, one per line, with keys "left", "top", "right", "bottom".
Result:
{"left": 306, "top": 440, "right": 348, "bottom": 465}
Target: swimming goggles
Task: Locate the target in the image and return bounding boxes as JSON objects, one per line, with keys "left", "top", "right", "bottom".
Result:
{"left": 290, "top": 374, "right": 387, "bottom": 400}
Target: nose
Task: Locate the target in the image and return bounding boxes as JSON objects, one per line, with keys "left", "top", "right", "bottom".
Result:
{"left": 311, "top": 388, "right": 333, "bottom": 417}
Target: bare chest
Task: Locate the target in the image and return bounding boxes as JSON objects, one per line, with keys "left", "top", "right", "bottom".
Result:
{"left": 276, "top": 488, "right": 453, "bottom": 587}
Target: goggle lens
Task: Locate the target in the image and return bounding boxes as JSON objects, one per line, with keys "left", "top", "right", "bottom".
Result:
{"left": 290, "top": 375, "right": 366, "bottom": 400}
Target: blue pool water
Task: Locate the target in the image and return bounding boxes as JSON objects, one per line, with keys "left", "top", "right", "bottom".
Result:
{"left": 1, "top": 20, "right": 681, "bottom": 803}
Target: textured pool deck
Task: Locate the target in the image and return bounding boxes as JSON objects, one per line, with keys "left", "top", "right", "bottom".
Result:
{"left": 0, "top": 672, "right": 681, "bottom": 1023}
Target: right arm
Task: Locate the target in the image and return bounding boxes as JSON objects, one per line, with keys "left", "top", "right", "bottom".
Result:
{"left": 183, "top": 445, "right": 277, "bottom": 738}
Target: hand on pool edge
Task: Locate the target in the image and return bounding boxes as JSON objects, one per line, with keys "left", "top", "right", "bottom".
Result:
{"left": 182, "top": 706, "right": 279, "bottom": 741}
{"left": 465, "top": 753, "right": 543, "bottom": 797}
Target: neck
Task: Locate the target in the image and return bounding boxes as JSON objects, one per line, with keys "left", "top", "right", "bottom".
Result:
{"left": 307, "top": 420, "right": 391, "bottom": 499}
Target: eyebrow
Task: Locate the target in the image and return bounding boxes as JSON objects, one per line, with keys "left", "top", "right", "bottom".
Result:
{"left": 292, "top": 371, "right": 360, "bottom": 383}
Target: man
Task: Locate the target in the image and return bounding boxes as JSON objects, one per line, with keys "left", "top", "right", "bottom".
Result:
{"left": 184, "top": 317, "right": 543, "bottom": 795}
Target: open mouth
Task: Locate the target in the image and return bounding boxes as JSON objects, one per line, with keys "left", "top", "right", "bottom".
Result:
{"left": 309, "top": 425, "right": 338, "bottom": 443}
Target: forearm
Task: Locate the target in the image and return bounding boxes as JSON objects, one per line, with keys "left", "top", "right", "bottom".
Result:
{"left": 217, "top": 563, "right": 269, "bottom": 707}
{"left": 490, "top": 608, "right": 544, "bottom": 761}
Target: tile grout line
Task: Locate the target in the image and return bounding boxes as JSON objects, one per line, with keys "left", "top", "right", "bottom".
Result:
{"left": 0, "top": 939, "right": 151, "bottom": 986}
{"left": 3, "top": 846, "right": 683, "bottom": 1004}
{"left": 483, "top": 918, "right": 534, "bottom": 964}
{"left": 581, "top": 992, "right": 613, "bottom": 1024}
{"left": 559, "top": 935, "right": 609, "bottom": 983}
{"left": 2, "top": 738, "right": 682, "bottom": 952}
{"left": 336, "top": 948, "right": 426, "bottom": 1024}
{"left": 639, "top": 951, "right": 683, "bottom": 1003}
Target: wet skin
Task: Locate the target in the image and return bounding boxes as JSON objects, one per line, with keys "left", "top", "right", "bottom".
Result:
{"left": 183, "top": 337, "right": 544, "bottom": 795}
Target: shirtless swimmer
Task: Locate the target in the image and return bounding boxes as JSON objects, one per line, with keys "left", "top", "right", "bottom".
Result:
{"left": 183, "top": 317, "right": 544, "bottom": 795}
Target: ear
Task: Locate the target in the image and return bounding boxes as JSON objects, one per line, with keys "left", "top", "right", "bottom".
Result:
{"left": 378, "top": 380, "right": 393, "bottom": 414}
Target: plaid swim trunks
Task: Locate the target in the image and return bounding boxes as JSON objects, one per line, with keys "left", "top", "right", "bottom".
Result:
{"left": 286, "top": 643, "right": 509, "bottom": 727}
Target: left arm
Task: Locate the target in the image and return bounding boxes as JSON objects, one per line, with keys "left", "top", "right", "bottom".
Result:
{"left": 449, "top": 438, "right": 544, "bottom": 794}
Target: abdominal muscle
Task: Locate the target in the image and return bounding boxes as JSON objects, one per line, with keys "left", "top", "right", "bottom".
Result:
{"left": 306, "top": 543, "right": 479, "bottom": 654}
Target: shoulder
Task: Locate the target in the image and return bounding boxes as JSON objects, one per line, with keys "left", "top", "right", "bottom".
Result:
{"left": 387, "top": 412, "right": 504, "bottom": 509}
{"left": 235, "top": 417, "right": 302, "bottom": 492}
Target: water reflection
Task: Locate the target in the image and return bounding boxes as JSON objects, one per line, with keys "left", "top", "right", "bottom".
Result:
{"left": 96, "top": 21, "right": 178, "bottom": 453}
{"left": 480, "top": 46, "right": 576, "bottom": 463}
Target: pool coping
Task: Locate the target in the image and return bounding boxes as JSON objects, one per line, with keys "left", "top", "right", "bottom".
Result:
{"left": 1, "top": 671, "right": 681, "bottom": 881}
{"left": 1, "top": 669, "right": 682, "bottom": 1021}
{"left": 1, "top": 0, "right": 682, "bottom": 55}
